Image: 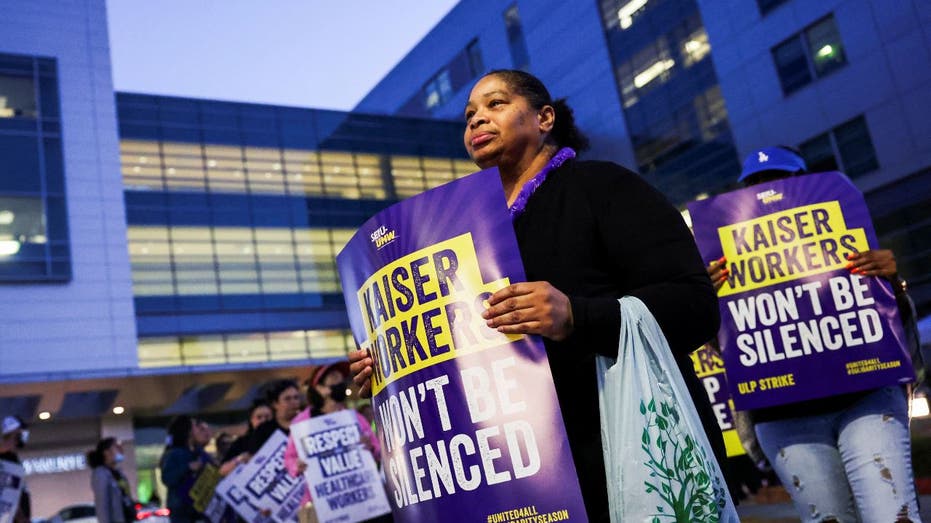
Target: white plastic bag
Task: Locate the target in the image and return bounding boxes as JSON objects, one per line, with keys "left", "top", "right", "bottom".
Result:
{"left": 597, "top": 297, "right": 738, "bottom": 523}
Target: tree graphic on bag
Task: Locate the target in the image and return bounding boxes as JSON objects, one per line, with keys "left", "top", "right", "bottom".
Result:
{"left": 639, "top": 398, "right": 728, "bottom": 523}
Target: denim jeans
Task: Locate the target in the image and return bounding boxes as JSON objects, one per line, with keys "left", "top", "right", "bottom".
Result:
{"left": 755, "top": 386, "right": 920, "bottom": 522}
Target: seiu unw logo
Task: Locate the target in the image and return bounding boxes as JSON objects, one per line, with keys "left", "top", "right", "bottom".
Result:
{"left": 370, "top": 225, "right": 397, "bottom": 249}
{"left": 756, "top": 189, "right": 783, "bottom": 204}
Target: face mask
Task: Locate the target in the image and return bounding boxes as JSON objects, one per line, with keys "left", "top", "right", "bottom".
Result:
{"left": 329, "top": 382, "right": 349, "bottom": 403}
{"left": 114, "top": 452, "right": 125, "bottom": 464}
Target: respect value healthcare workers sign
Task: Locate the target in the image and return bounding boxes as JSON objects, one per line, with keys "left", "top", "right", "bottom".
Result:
{"left": 336, "top": 168, "right": 587, "bottom": 523}
{"left": 215, "top": 430, "right": 305, "bottom": 523}
{"left": 290, "top": 410, "right": 391, "bottom": 523}
{"left": 688, "top": 172, "right": 913, "bottom": 410}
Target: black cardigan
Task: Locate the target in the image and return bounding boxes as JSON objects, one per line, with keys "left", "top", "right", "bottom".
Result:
{"left": 513, "top": 159, "right": 723, "bottom": 521}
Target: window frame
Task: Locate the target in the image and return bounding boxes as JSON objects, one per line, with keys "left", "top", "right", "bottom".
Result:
{"left": 798, "top": 115, "right": 879, "bottom": 178}
{"left": 0, "top": 52, "right": 70, "bottom": 282}
{"left": 771, "top": 14, "right": 847, "bottom": 96}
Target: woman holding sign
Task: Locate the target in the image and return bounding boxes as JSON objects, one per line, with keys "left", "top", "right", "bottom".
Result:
{"left": 284, "top": 363, "right": 382, "bottom": 512}
{"left": 706, "top": 146, "right": 923, "bottom": 522}
{"left": 350, "top": 69, "right": 725, "bottom": 521}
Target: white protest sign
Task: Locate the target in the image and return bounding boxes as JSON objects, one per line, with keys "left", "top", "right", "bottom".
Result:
{"left": 290, "top": 410, "right": 391, "bottom": 523}
{"left": 0, "top": 460, "right": 25, "bottom": 523}
{"left": 215, "top": 430, "right": 306, "bottom": 523}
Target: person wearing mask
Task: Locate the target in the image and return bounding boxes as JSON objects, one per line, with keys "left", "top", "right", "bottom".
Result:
{"left": 284, "top": 363, "right": 381, "bottom": 510}
{"left": 706, "top": 146, "right": 923, "bottom": 522}
{"left": 159, "top": 416, "right": 213, "bottom": 523}
{"left": 0, "top": 416, "right": 31, "bottom": 523}
{"left": 87, "top": 437, "right": 135, "bottom": 523}
{"left": 218, "top": 400, "right": 272, "bottom": 477}
{"left": 245, "top": 379, "right": 302, "bottom": 454}
{"left": 350, "top": 69, "right": 723, "bottom": 522}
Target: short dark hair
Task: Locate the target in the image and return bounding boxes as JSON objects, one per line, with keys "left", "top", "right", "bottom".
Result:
{"left": 483, "top": 69, "right": 590, "bottom": 152}
{"left": 263, "top": 379, "right": 299, "bottom": 405}
{"left": 165, "top": 415, "right": 193, "bottom": 448}
{"left": 86, "top": 437, "right": 118, "bottom": 468}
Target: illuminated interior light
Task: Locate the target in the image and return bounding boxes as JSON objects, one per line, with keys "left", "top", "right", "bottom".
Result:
{"left": 912, "top": 396, "right": 930, "bottom": 418}
{"left": 618, "top": 0, "right": 648, "bottom": 29}
{"left": 167, "top": 168, "right": 176, "bottom": 175}
{"left": 38, "top": 411, "right": 51, "bottom": 420}
{"left": 685, "top": 40, "right": 703, "bottom": 53}
{"left": 817, "top": 44, "right": 834, "bottom": 58}
{"left": 30, "top": 234, "right": 47, "bottom": 244}
{"left": 207, "top": 159, "right": 217, "bottom": 168}
{"left": 634, "top": 59, "right": 675, "bottom": 88}
{"left": 0, "top": 210, "right": 14, "bottom": 225}
{"left": 0, "top": 240, "right": 21, "bottom": 256}
{"left": 112, "top": 406, "right": 125, "bottom": 415}
{"left": 139, "top": 156, "right": 147, "bottom": 164}
{"left": 273, "top": 163, "right": 281, "bottom": 170}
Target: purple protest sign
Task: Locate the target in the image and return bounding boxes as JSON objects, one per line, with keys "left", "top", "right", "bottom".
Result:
{"left": 688, "top": 172, "right": 913, "bottom": 410}
{"left": 336, "top": 168, "right": 587, "bottom": 523}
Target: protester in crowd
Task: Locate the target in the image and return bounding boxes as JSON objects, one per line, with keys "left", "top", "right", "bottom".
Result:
{"left": 0, "top": 416, "right": 31, "bottom": 523}
{"left": 245, "top": 379, "right": 302, "bottom": 453}
{"left": 213, "top": 431, "right": 234, "bottom": 461}
{"left": 706, "top": 145, "right": 923, "bottom": 522}
{"left": 349, "top": 69, "right": 723, "bottom": 522}
{"left": 159, "top": 416, "right": 214, "bottom": 523}
{"left": 218, "top": 400, "right": 272, "bottom": 477}
{"left": 87, "top": 437, "right": 135, "bottom": 523}
{"left": 284, "top": 363, "right": 381, "bottom": 509}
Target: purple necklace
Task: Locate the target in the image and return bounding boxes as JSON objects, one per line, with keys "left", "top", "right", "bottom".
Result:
{"left": 509, "top": 147, "right": 576, "bottom": 221}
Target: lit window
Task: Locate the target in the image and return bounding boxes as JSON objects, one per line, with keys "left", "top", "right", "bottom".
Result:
{"left": 772, "top": 15, "right": 846, "bottom": 95}
{"left": 682, "top": 30, "right": 711, "bottom": 67}
{"left": 617, "top": 0, "right": 649, "bottom": 29}
{"left": 616, "top": 37, "right": 676, "bottom": 107}
{"left": 805, "top": 17, "right": 846, "bottom": 76}
{"left": 634, "top": 59, "right": 675, "bottom": 88}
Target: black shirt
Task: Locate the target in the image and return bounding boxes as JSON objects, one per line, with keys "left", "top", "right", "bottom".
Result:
{"left": 513, "top": 160, "right": 723, "bottom": 521}
{"left": 245, "top": 419, "right": 289, "bottom": 455}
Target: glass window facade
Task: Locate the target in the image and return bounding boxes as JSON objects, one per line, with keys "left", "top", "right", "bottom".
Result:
{"left": 128, "top": 225, "right": 352, "bottom": 298}
{"left": 600, "top": 0, "right": 652, "bottom": 31}
{"left": 865, "top": 168, "right": 931, "bottom": 315}
{"left": 138, "top": 328, "right": 353, "bottom": 368}
{"left": 424, "top": 69, "right": 453, "bottom": 110}
{"left": 467, "top": 39, "right": 484, "bottom": 77}
{"left": 401, "top": 42, "right": 485, "bottom": 117}
{"left": 504, "top": 4, "right": 531, "bottom": 71}
{"left": 798, "top": 115, "right": 878, "bottom": 178}
{"left": 0, "top": 53, "right": 69, "bottom": 281}
{"left": 772, "top": 15, "right": 847, "bottom": 95}
{"left": 117, "top": 94, "right": 473, "bottom": 369}
{"left": 599, "top": 2, "right": 740, "bottom": 205}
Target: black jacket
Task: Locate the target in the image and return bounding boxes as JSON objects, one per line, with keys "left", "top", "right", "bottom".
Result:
{"left": 513, "top": 159, "right": 724, "bottom": 521}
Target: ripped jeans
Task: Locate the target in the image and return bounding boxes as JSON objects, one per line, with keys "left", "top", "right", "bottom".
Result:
{"left": 755, "top": 386, "right": 921, "bottom": 523}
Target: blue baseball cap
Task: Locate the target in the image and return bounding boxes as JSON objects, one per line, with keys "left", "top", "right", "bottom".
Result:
{"left": 738, "top": 146, "right": 807, "bottom": 182}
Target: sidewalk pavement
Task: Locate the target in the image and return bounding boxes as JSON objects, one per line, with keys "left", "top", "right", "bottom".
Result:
{"left": 737, "top": 494, "right": 931, "bottom": 522}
